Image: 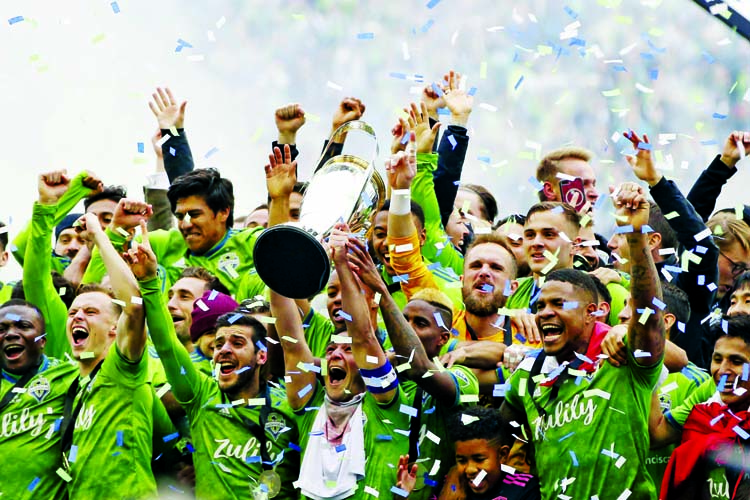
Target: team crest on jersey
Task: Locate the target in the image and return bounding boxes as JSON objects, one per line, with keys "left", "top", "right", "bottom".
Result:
{"left": 658, "top": 392, "right": 672, "bottom": 412}
{"left": 27, "top": 376, "right": 51, "bottom": 402}
{"left": 453, "top": 369, "right": 472, "bottom": 390}
{"left": 265, "top": 412, "right": 288, "bottom": 439}
{"left": 218, "top": 252, "right": 240, "bottom": 278}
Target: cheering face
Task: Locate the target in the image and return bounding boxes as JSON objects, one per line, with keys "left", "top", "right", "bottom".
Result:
{"left": 175, "top": 195, "right": 229, "bottom": 255}
{"left": 718, "top": 242, "right": 750, "bottom": 300}
{"left": 55, "top": 228, "right": 85, "bottom": 259}
{"left": 607, "top": 233, "right": 630, "bottom": 273}
{"left": 326, "top": 271, "right": 346, "bottom": 332}
{"left": 168, "top": 277, "right": 208, "bottom": 344}
{"left": 523, "top": 211, "right": 576, "bottom": 276}
{"left": 455, "top": 439, "right": 505, "bottom": 496}
{"left": 711, "top": 336, "right": 750, "bottom": 411}
{"left": 729, "top": 286, "right": 750, "bottom": 317}
{"left": 0, "top": 306, "right": 46, "bottom": 375}
{"left": 462, "top": 243, "right": 516, "bottom": 316}
{"left": 535, "top": 281, "right": 595, "bottom": 361}
{"left": 402, "top": 300, "right": 448, "bottom": 359}
{"left": 324, "top": 341, "right": 365, "bottom": 403}
{"left": 213, "top": 325, "right": 265, "bottom": 394}
{"left": 66, "top": 292, "right": 118, "bottom": 362}
{"left": 370, "top": 211, "right": 395, "bottom": 276}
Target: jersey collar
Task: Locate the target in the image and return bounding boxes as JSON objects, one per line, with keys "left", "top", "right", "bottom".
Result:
{"left": 1, "top": 354, "right": 48, "bottom": 382}
{"left": 188, "top": 229, "right": 233, "bottom": 258}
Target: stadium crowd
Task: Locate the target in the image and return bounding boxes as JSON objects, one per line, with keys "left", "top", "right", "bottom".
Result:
{"left": 2, "top": 73, "right": 750, "bottom": 500}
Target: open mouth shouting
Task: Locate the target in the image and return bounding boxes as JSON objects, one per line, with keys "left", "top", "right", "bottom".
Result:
{"left": 540, "top": 323, "right": 564, "bottom": 345}
{"left": 71, "top": 325, "right": 90, "bottom": 348}
{"left": 217, "top": 358, "right": 237, "bottom": 377}
{"left": 3, "top": 343, "right": 26, "bottom": 361}
{"left": 328, "top": 366, "right": 348, "bottom": 387}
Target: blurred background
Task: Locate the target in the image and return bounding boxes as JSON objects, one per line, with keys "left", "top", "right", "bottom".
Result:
{"left": 1, "top": 0, "right": 749, "bottom": 281}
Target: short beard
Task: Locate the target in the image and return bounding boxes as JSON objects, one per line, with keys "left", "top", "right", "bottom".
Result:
{"left": 463, "top": 289, "right": 505, "bottom": 317}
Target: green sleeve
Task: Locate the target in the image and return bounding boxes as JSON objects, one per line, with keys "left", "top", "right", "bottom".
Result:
{"left": 449, "top": 364, "right": 479, "bottom": 407}
{"left": 665, "top": 376, "right": 716, "bottom": 429}
{"left": 12, "top": 171, "right": 95, "bottom": 266}
{"left": 412, "top": 153, "right": 464, "bottom": 276}
{"left": 82, "top": 226, "right": 130, "bottom": 284}
{"left": 606, "top": 282, "right": 630, "bottom": 326}
{"left": 140, "top": 276, "right": 200, "bottom": 404}
{"left": 23, "top": 202, "right": 71, "bottom": 359}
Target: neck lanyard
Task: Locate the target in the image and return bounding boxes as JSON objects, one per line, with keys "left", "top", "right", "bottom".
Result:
{"left": 0, "top": 364, "right": 41, "bottom": 412}
{"left": 241, "top": 386, "right": 274, "bottom": 470}
{"left": 61, "top": 360, "right": 104, "bottom": 454}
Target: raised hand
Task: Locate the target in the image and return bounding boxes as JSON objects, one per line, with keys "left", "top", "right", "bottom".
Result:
{"left": 328, "top": 224, "right": 351, "bottom": 267}
{"left": 407, "top": 102, "right": 441, "bottom": 154}
{"left": 601, "top": 324, "right": 628, "bottom": 367}
{"left": 123, "top": 221, "right": 158, "bottom": 281}
{"left": 385, "top": 131, "right": 417, "bottom": 190}
{"left": 345, "top": 237, "right": 386, "bottom": 296}
{"left": 623, "top": 130, "right": 661, "bottom": 187}
{"left": 331, "top": 97, "right": 366, "bottom": 134}
{"left": 111, "top": 199, "right": 153, "bottom": 231}
{"left": 611, "top": 182, "right": 650, "bottom": 232}
{"left": 275, "top": 103, "right": 306, "bottom": 144}
{"left": 264, "top": 144, "right": 297, "bottom": 201}
{"left": 420, "top": 83, "right": 445, "bottom": 120}
{"left": 148, "top": 87, "right": 187, "bottom": 130}
{"left": 390, "top": 116, "right": 408, "bottom": 154}
{"left": 81, "top": 171, "right": 104, "bottom": 193}
{"left": 720, "top": 130, "right": 750, "bottom": 169}
{"left": 395, "top": 455, "right": 418, "bottom": 494}
{"left": 38, "top": 170, "right": 71, "bottom": 205}
{"left": 441, "top": 70, "right": 473, "bottom": 127}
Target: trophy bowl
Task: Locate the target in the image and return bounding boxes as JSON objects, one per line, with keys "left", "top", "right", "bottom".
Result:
{"left": 253, "top": 121, "right": 385, "bottom": 299}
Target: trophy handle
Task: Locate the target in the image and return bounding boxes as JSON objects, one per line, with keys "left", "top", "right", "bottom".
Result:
{"left": 314, "top": 120, "right": 379, "bottom": 175}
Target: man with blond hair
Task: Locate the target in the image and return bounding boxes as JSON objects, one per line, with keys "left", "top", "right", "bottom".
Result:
{"left": 536, "top": 146, "right": 599, "bottom": 206}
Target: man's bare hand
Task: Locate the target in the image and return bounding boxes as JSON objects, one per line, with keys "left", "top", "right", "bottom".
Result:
{"left": 149, "top": 87, "right": 187, "bottom": 130}
{"left": 38, "top": 170, "right": 71, "bottom": 205}
{"left": 331, "top": 97, "right": 365, "bottom": 135}
{"left": 720, "top": 130, "right": 750, "bottom": 169}
{"left": 112, "top": 199, "right": 153, "bottom": 231}
{"left": 601, "top": 324, "right": 628, "bottom": 367}
{"left": 406, "top": 102, "right": 441, "bottom": 154}
{"left": 264, "top": 144, "right": 297, "bottom": 201}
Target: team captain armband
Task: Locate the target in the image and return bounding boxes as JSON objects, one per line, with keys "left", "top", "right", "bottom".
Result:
{"left": 360, "top": 359, "right": 399, "bottom": 393}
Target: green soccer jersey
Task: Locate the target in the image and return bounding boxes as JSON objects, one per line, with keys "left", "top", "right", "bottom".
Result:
{"left": 189, "top": 347, "right": 214, "bottom": 376}
{"left": 504, "top": 349, "right": 662, "bottom": 500}
{"left": 0, "top": 356, "right": 78, "bottom": 500}
{"left": 294, "top": 383, "right": 411, "bottom": 499}
{"left": 647, "top": 362, "right": 710, "bottom": 490}
{"left": 401, "top": 365, "right": 480, "bottom": 500}
{"left": 83, "top": 225, "right": 264, "bottom": 301}
{"left": 141, "top": 275, "right": 299, "bottom": 499}
{"left": 665, "top": 376, "right": 717, "bottom": 429}
{"left": 0, "top": 281, "right": 13, "bottom": 304}
{"left": 23, "top": 202, "right": 74, "bottom": 359}
{"left": 67, "top": 343, "right": 156, "bottom": 500}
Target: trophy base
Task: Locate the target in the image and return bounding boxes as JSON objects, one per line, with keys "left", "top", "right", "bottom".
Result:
{"left": 253, "top": 225, "right": 331, "bottom": 299}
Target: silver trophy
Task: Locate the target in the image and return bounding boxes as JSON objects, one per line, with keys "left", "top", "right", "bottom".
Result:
{"left": 253, "top": 120, "right": 385, "bottom": 299}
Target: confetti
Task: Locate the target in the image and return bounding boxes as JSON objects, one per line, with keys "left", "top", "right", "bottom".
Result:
{"left": 8, "top": 16, "right": 24, "bottom": 25}
{"left": 111, "top": 2, "right": 120, "bottom": 14}
{"left": 357, "top": 32, "right": 374, "bottom": 39}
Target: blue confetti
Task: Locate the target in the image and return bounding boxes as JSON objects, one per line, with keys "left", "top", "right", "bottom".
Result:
{"left": 246, "top": 455, "right": 261, "bottom": 463}
{"left": 481, "top": 283, "right": 494, "bottom": 292}
{"left": 137, "top": 142, "right": 144, "bottom": 153}
{"left": 640, "top": 52, "right": 654, "bottom": 60}
{"left": 477, "top": 156, "right": 491, "bottom": 164}
{"left": 255, "top": 340, "right": 267, "bottom": 352}
{"left": 335, "top": 444, "right": 347, "bottom": 452}
{"left": 558, "top": 431, "right": 575, "bottom": 442}
{"left": 425, "top": 478, "right": 438, "bottom": 487}
{"left": 744, "top": 363, "right": 750, "bottom": 381}
{"left": 515, "top": 333, "right": 526, "bottom": 344}
{"left": 169, "top": 147, "right": 176, "bottom": 156}
{"left": 421, "top": 19, "right": 434, "bottom": 33}
{"left": 467, "top": 86, "right": 477, "bottom": 96}
{"left": 69, "top": 445, "right": 78, "bottom": 462}
{"left": 569, "top": 38, "right": 586, "bottom": 47}
{"left": 735, "top": 426, "right": 750, "bottom": 439}
{"left": 431, "top": 82, "right": 444, "bottom": 97}
{"left": 298, "top": 384, "right": 313, "bottom": 398}
{"left": 611, "top": 65, "right": 627, "bottom": 72}
{"left": 712, "top": 113, "right": 728, "bottom": 120}
{"left": 514, "top": 76, "right": 524, "bottom": 91}
{"left": 718, "top": 374, "right": 728, "bottom": 392}
{"left": 426, "top": 0, "right": 441, "bottom": 8}
{"left": 393, "top": 274, "right": 410, "bottom": 284}
{"left": 357, "top": 32, "right": 374, "bottom": 39}
{"left": 391, "top": 486, "right": 409, "bottom": 498}
{"left": 28, "top": 477, "right": 40, "bottom": 491}
{"left": 695, "top": 245, "right": 708, "bottom": 254}
{"left": 528, "top": 176, "right": 544, "bottom": 191}
{"left": 447, "top": 135, "right": 457, "bottom": 150}
{"left": 163, "top": 432, "right": 179, "bottom": 442}
{"left": 376, "top": 434, "right": 393, "bottom": 441}
{"left": 702, "top": 51, "right": 715, "bottom": 64}
{"left": 204, "top": 147, "right": 219, "bottom": 158}
{"left": 652, "top": 297, "right": 666, "bottom": 310}
{"left": 116, "top": 430, "right": 124, "bottom": 447}
{"left": 570, "top": 450, "right": 579, "bottom": 466}
{"left": 111, "top": 2, "right": 120, "bottom": 14}
{"left": 389, "top": 72, "right": 406, "bottom": 79}
{"left": 701, "top": 140, "right": 719, "bottom": 146}
{"left": 615, "top": 225, "right": 634, "bottom": 234}
{"left": 637, "top": 141, "right": 652, "bottom": 151}
{"left": 564, "top": 6, "right": 578, "bottom": 19}
{"left": 649, "top": 69, "right": 659, "bottom": 80}
{"left": 289, "top": 443, "right": 301, "bottom": 452}
{"left": 8, "top": 16, "right": 24, "bottom": 25}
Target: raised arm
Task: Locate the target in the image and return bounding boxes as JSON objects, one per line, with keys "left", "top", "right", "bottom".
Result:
{"left": 84, "top": 212, "right": 146, "bottom": 362}
{"left": 149, "top": 87, "right": 193, "bottom": 183}
{"left": 24, "top": 170, "right": 79, "bottom": 358}
{"left": 126, "top": 222, "right": 199, "bottom": 403}
{"left": 347, "top": 237, "right": 459, "bottom": 406}
{"left": 272, "top": 103, "right": 304, "bottom": 162}
{"left": 144, "top": 128, "right": 175, "bottom": 232}
{"left": 330, "top": 227, "right": 396, "bottom": 404}
{"left": 614, "top": 180, "right": 665, "bottom": 365}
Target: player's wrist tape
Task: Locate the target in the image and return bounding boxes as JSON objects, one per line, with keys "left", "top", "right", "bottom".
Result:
{"left": 390, "top": 189, "right": 411, "bottom": 215}
{"left": 360, "top": 359, "right": 399, "bottom": 393}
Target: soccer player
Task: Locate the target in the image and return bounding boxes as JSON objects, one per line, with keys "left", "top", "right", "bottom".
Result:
{"left": 500, "top": 181, "right": 666, "bottom": 499}
{"left": 131, "top": 222, "right": 300, "bottom": 500}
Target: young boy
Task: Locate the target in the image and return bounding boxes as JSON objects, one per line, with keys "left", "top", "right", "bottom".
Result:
{"left": 439, "top": 406, "right": 540, "bottom": 500}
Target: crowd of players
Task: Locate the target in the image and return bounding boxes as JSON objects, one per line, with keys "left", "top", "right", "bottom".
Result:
{"left": 2, "top": 72, "right": 750, "bottom": 500}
